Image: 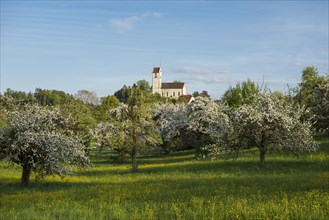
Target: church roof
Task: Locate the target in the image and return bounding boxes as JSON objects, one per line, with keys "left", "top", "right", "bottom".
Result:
{"left": 162, "top": 82, "right": 185, "bottom": 89}
{"left": 180, "top": 94, "right": 193, "bottom": 100}
{"left": 179, "top": 94, "right": 194, "bottom": 103}
{"left": 153, "top": 67, "right": 161, "bottom": 73}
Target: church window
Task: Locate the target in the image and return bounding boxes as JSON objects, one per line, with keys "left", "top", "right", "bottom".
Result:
{"left": 154, "top": 73, "right": 157, "bottom": 78}
{"left": 173, "top": 92, "right": 175, "bottom": 97}
{"left": 167, "top": 92, "right": 169, "bottom": 97}
{"left": 178, "top": 92, "right": 180, "bottom": 96}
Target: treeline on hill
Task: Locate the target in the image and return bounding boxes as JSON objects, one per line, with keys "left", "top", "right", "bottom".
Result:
{"left": 0, "top": 66, "right": 328, "bottom": 187}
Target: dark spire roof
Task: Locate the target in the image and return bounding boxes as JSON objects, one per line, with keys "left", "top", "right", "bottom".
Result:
{"left": 153, "top": 67, "right": 161, "bottom": 73}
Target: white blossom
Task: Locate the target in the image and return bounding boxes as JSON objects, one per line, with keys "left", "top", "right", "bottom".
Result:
{"left": 213, "top": 93, "right": 317, "bottom": 167}
{"left": 0, "top": 104, "right": 90, "bottom": 186}
{"left": 155, "top": 103, "right": 188, "bottom": 143}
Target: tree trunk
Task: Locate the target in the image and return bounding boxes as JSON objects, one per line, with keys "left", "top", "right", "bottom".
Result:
{"left": 259, "top": 148, "right": 267, "bottom": 168}
{"left": 118, "top": 149, "right": 126, "bottom": 163}
{"left": 195, "top": 133, "right": 203, "bottom": 159}
{"left": 162, "top": 140, "right": 170, "bottom": 155}
{"left": 131, "top": 146, "right": 138, "bottom": 172}
{"left": 21, "top": 163, "right": 31, "bottom": 187}
{"left": 131, "top": 123, "right": 139, "bottom": 172}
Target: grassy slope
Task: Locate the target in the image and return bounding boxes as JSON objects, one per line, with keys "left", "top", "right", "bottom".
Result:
{"left": 0, "top": 136, "right": 328, "bottom": 220}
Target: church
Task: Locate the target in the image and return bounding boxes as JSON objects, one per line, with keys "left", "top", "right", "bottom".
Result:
{"left": 151, "top": 66, "right": 187, "bottom": 99}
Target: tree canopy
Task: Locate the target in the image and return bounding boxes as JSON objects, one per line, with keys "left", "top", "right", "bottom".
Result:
{"left": 108, "top": 87, "right": 157, "bottom": 171}
{"left": 0, "top": 104, "right": 90, "bottom": 187}
{"left": 206, "top": 93, "right": 317, "bottom": 168}
{"left": 222, "top": 79, "right": 260, "bottom": 108}
{"left": 0, "top": 66, "right": 325, "bottom": 178}
{"left": 74, "top": 90, "right": 99, "bottom": 106}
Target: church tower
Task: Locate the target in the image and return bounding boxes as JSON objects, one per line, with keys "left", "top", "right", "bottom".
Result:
{"left": 152, "top": 66, "right": 162, "bottom": 94}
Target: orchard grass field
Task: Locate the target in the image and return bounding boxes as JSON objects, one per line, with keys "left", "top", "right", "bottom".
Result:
{"left": 0, "top": 136, "right": 328, "bottom": 220}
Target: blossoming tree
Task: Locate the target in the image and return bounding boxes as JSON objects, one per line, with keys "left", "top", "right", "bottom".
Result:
{"left": 0, "top": 104, "right": 90, "bottom": 187}
{"left": 186, "top": 97, "right": 231, "bottom": 157}
{"left": 226, "top": 93, "right": 317, "bottom": 168}
{"left": 109, "top": 87, "right": 157, "bottom": 171}
{"left": 155, "top": 103, "right": 188, "bottom": 154}
{"left": 90, "top": 121, "right": 130, "bottom": 162}
{"left": 313, "top": 76, "right": 329, "bottom": 135}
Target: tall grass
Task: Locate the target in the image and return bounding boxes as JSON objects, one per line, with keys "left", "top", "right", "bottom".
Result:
{"left": 1, "top": 136, "right": 328, "bottom": 219}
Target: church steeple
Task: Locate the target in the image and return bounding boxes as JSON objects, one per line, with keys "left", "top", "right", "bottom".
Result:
{"left": 152, "top": 66, "right": 162, "bottom": 94}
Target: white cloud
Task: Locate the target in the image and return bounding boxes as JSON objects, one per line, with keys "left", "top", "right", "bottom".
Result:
{"left": 110, "top": 16, "right": 140, "bottom": 33}
{"left": 110, "top": 12, "right": 162, "bottom": 33}
{"left": 186, "top": 75, "right": 234, "bottom": 85}
{"left": 165, "top": 64, "right": 302, "bottom": 98}
{"left": 142, "top": 12, "right": 162, "bottom": 17}
{"left": 168, "top": 66, "right": 231, "bottom": 75}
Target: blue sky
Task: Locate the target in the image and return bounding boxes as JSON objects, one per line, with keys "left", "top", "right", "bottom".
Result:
{"left": 1, "top": 0, "right": 328, "bottom": 99}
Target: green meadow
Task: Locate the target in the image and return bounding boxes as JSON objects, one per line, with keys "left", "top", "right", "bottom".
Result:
{"left": 1, "top": 136, "right": 328, "bottom": 220}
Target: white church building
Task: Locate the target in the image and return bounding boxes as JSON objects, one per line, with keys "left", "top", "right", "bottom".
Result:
{"left": 151, "top": 66, "right": 187, "bottom": 99}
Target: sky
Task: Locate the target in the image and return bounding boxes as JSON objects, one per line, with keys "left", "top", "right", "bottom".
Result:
{"left": 1, "top": 0, "right": 328, "bottom": 99}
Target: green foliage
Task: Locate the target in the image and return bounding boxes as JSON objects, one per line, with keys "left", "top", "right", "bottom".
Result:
{"left": 3, "top": 89, "right": 34, "bottom": 104}
{"left": 301, "top": 66, "right": 321, "bottom": 92}
{"left": 114, "top": 80, "right": 153, "bottom": 104}
{"left": 101, "top": 96, "right": 120, "bottom": 109}
{"left": 93, "top": 95, "right": 120, "bottom": 121}
{"left": 31, "top": 88, "right": 98, "bottom": 139}
{"left": 114, "top": 85, "right": 131, "bottom": 103}
{"left": 192, "top": 91, "right": 200, "bottom": 97}
{"left": 313, "top": 76, "right": 329, "bottom": 134}
{"left": 60, "top": 101, "right": 96, "bottom": 138}
{"left": 0, "top": 95, "right": 17, "bottom": 128}
{"left": 34, "top": 88, "right": 75, "bottom": 106}
{"left": 293, "top": 66, "right": 318, "bottom": 119}
{"left": 108, "top": 87, "right": 158, "bottom": 171}
{"left": 192, "top": 90, "right": 210, "bottom": 98}
{"left": 271, "top": 91, "right": 286, "bottom": 103}
{"left": 0, "top": 137, "right": 328, "bottom": 219}
{"left": 135, "top": 80, "right": 151, "bottom": 93}
{"left": 146, "top": 93, "right": 169, "bottom": 104}
{"left": 222, "top": 79, "right": 260, "bottom": 108}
